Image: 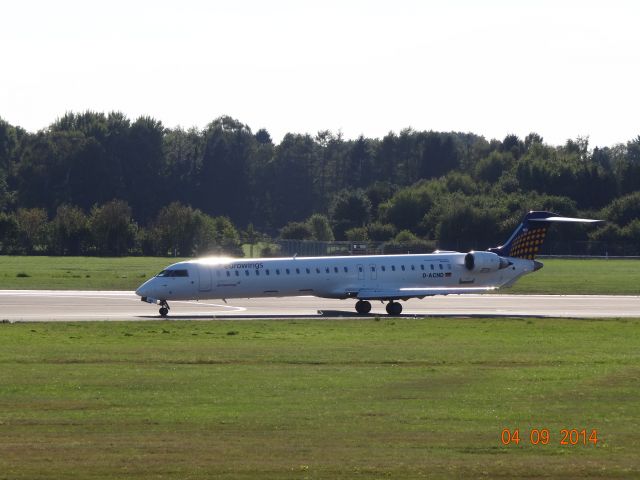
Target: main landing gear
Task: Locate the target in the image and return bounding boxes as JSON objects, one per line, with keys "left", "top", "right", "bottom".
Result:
{"left": 385, "top": 301, "right": 402, "bottom": 316}
{"left": 159, "top": 300, "right": 170, "bottom": 318}
{"left": 355, "top": 300, "right": 372, "bottom": 314}
{"left": 354, "top": 299, "right": 403, "bottom": 316}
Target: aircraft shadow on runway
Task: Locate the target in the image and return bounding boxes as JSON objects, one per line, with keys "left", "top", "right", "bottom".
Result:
{"left": 136, "top": 310, "right": 555, "bottom": 320}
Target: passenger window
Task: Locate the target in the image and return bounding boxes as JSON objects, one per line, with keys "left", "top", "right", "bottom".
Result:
{"left": 245, "top": 270, "right": 249, "bottom": 276}
{"left": 411, "top": 265, "right": 415, "bottom": 271}
{"left": 420, "top": 264, "right": 425, "bottom": 271}
{"left": 276, "top": 269, "right": 280, "bottom": 275}
{"left": 343, "top": 266, "right": 348, "bottom": 273}
{"left": 226, "top": 271, "right": 230, "bottom": 277}
{"left": 235, "top": 271, "right": 240, "bottom": 276}
{"left": 286, "top": 269, "right": 290, "bottom": 274}
{"left": 430, "top": 264, "right": 434, "bottom": 270}
{"left": 306, "top": 268, "right": 311, "bottom": 274}
{"left": 401, "top": 265, "right": 405, "bottom": 271}
{"left": 296, "top": 268, "right": 300, "bottom": 274}
{"left": 371, "top": 266, "right": 375, "bottom": 272}
{"left": 439, "top": 264, "right": 443, "bottom": 270}
{"left": 381, "top": 266, "right": 386, "bottom": 272}
{"left": 358, "top": 266, "right": 363, "bottom": 272}
{"left": 334, "top": 267, "right": 338, "bottom": 273}
{"left": 255, "top": 269, "right": 260, "bottom": 276}
{"left": 316, "top": 268, "right": 321, "bottom": 274}
{"left": 391, "top": 265, "right": 396, "bottom": 271}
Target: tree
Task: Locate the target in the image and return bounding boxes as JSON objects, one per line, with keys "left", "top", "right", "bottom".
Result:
{"left": 378, "top": 184, "right": 433, "bottom": 231}
{"left": 51, "top": 204, "right": 89, "bottom": 255}
{"left": 0, "top": 117, "right": 18, "bottom": 173}
{"left": 192, "top": 214, "right": 242, "bottom": 256}
{"left": 0, "top": 211, "right": 18, "bottom": 253}
{"left": 347, "top": 136, "right": 375, "bottom": 188}
{"left": 367, "top": 222, "right": 396, "bottom": 241}
{"left": 153, "top": 202, "right": 200, "bottom": 256}
{"left": 280, "top": 221, "right": 313, "bottom": 240}
{"left": 474, "top": 151, "right": 512, "bottom": 183}
{"left": 394, "top": 230, "right": 419, "bottom": 243}
{"left": 329, "top": 189, "right": 372, "bottom": 239}
{"left": 306, "top": 213, "right": 334, "bottom": 241}
{"left": 163, "top": 127, "right": 204, "bottom": 207}
{"left": 345, "top": 227, "right": 368, "bottom": 241}
{"left": 89, "top": 200, "right": 136, "bottom": 256}
{"left": 255, "top": 128, "right": 272, "bottom": 145}
{"left": 501, "top": 134, "right": 524, "bottom": 159}
{"left": 198, "top": 116, "right": 255, "bottom": 224}
{"left": 265, "top": 133, "right": 318, "bottom": 226}
{"left": 436, "top": 203, "right": 501, "bottom": 251}
{"left": 16, "top": 208, "right": 48, "bottom": 254}
{"left": 524, "top": 132, "right": 543, "bottom": 151}
{"left": 417, "top": 132, "right": 461, "bottom": 179}
{"left": 243, "top": 223, "right": 261, "bottom": 257}
{"left": 122, "top": 116, "right": 166, "bottom": 222}
{"left": 602, "top": 192, "right": 640, "bottom": 227}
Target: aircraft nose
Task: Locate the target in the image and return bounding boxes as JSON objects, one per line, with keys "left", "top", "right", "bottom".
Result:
{"left": 135, "top": 279, "right": 153, "bottom": 298}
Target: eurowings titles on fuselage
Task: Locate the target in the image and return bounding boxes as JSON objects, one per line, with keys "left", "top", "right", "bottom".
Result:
{"left": 135, "top": 211, "right": 601, "bottom": 316}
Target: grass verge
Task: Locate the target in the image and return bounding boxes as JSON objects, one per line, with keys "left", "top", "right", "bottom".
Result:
{"left": 0, "top": 318, "right": 638, "bottom": 479}
{"left": 0, "top": 256, "right": 186, "bottom": 290}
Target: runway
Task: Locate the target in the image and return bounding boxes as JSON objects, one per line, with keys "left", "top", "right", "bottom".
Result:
{"left": 1, "top": 290, "right": 639, "bottom": 321}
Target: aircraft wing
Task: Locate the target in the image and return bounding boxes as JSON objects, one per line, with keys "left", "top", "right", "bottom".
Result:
{"left": 355, "top": 286, "right": 498, "bottom": 301}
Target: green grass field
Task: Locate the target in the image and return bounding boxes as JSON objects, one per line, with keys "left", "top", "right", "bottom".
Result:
{"left": 0, "top": 256, "right": 186, "bottom": 290}
{"left": 1, "top": 318, "right": 638, "bottom": 479}
{"left": 1, "top": 256, "right": 639, "bottom": 295}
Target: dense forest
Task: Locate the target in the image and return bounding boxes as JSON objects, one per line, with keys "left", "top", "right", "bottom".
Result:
{"left": 1, "top": 111, "right": 639, "bottom": 256}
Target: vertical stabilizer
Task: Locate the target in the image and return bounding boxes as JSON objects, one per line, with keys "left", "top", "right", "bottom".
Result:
{"left": 488, "top": 211, "right": 601, "bottom": 260}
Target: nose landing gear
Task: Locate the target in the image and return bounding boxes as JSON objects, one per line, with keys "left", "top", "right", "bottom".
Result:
{"left": 159, "top": 300, "right": 170, "bottom": 317}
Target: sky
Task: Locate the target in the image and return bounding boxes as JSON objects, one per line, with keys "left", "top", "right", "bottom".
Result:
{"left": 1, "top": 0, "right": 639, "bottom": 147}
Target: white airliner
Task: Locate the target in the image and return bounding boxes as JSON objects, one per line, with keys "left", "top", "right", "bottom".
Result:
{"left": 135, "top": 211, "right": 600, "bottom": 316}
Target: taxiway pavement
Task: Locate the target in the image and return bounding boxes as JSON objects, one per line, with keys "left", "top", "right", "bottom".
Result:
{"left": 1, "top": 290, "right": 639, "bottom": 321}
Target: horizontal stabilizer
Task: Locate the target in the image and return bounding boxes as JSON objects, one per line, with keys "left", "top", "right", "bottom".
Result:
{"left": 356, "top": 286, "right": 497, "bottom": 300}
{"left": 529, "top": 216, "right": 602, "bottom": 223}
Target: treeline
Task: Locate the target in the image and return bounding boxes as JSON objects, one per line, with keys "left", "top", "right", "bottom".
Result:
{"left": 0, "top": 200, "right": 242, "bottom": 256}
{"left": 1, "top": 111, "right": 640, "bottom": 256}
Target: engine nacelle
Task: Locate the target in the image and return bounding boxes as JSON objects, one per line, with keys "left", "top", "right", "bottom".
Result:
{"left": 464, "top": 251, "right": 510, "bottom": 273}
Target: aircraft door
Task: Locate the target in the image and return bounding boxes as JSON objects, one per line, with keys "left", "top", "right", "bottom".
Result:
{"left": 369, "top": 264, "right": 377, "bottom": 280}
{"left": 357, "top": 264, "right": 364, "bottom": 281}
{"left": 198, "top": 265, "right": 212, "bottom": 292}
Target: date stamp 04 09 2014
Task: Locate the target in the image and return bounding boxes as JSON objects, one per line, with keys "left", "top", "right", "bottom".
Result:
{"left": 501, "top": 428, "right": 600, "bottom": 447}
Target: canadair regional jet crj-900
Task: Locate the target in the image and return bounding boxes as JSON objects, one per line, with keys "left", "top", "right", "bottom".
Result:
{"left": 136, "top": 211, "right": 600, "bottom": 317}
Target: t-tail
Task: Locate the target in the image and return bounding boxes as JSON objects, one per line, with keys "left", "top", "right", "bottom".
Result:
{"left": 487, "top": 211, "right": 602, "bottom": 260}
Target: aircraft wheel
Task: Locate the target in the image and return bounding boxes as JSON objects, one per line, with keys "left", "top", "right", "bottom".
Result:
{"left": 385, "top": 301, "right": 402, "bottom": 316}
{"left": 159, "top": 307, "right": 169, "bottom": 317}
{"left": 355, "top": 300, "right": 372, "bottom": 314}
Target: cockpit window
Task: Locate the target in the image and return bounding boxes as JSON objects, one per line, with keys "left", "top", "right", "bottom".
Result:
{"left": 156, "top": 269, "right": 189, "bottom": 277}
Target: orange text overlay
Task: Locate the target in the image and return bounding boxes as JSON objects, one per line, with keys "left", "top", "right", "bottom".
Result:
{"left": 501, "top": 428, "right": 599, "bottom": 446}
